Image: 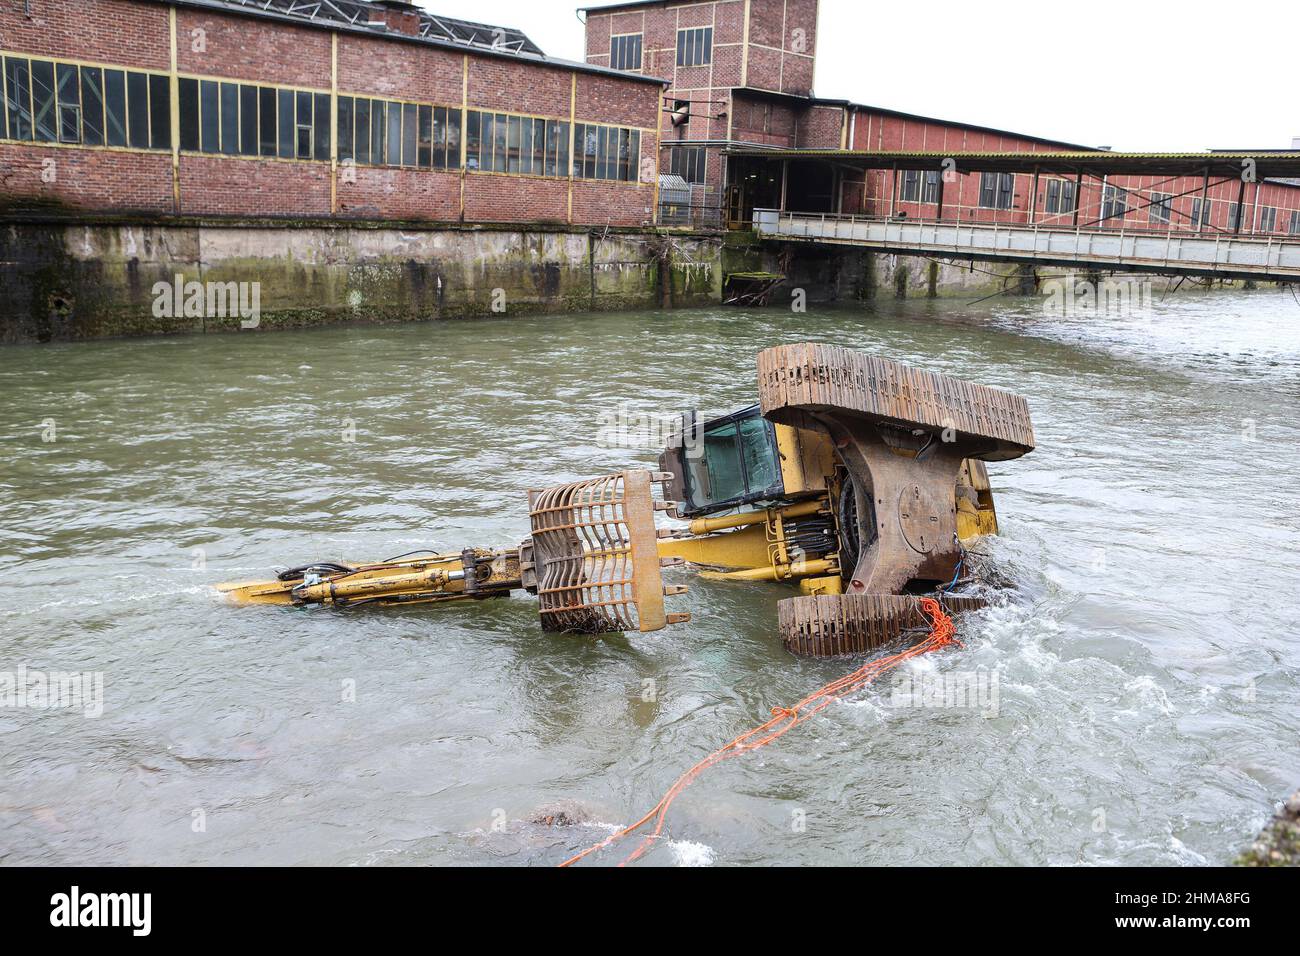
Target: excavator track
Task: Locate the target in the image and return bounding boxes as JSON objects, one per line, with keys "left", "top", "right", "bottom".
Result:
{"left": 778, "top": 593, "right": 987, "bottom": 657}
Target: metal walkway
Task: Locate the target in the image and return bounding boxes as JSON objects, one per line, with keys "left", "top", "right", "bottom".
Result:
{"left": 753, "top": 209, "right": 1300, "bottom": 282}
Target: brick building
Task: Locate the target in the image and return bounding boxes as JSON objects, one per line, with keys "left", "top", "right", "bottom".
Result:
{"left": 582, "top": 0, "right": 1300, "bottom": 235}
{"left": 0, "top": 0, "right": 665, "bottom": 226}
{"left": 4, "top": 0, "right": 1298, "bottom": 237}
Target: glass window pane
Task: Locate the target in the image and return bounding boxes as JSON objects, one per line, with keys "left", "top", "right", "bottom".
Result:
{"left": 239, "top": 84, "right": 257, "bottom": 155}
{"left": 701, "top": 424, "right": 744, "bottom": 505}
{"left": 178, "top": 77, "right": 199, "bottom": 150}
{"left": 80, "top": 66, "right": 104, "bottom": 146}
{"left": 401, "top": 101, "right": 416, "bottom": 166}
{"left": 386, "top": 99, "right": 401, "bottom": 165}
{"left": 492, "top": 113, "right": 506, "bottom": 172}
{"left": 507, "top": 114, "right": 520, "bottom": 173}
{"left": 277, "top": 88, "right": 293, "bottom": 158}
{"left": 104, "top": 70, "right": 126, "bottom": 147}
{"left": 466, "top": 109, "right": 480, "bottom": 169}
{"left": 371, "top": 99, "right": 385, "bottom": 165}
{"left": 258, "top": 86, "right": 276, "bottom": 156}
{"left": 354, "top": 97, "right": 371, "bottom": 164}
{"left": 31, "top": 59, "right": 56, "bottom": 142}
{"left": 446, "top": 107, "right": 460, "bottom": 169}
{"left": 219, "top": 81, "right": 238, "bottom": 154}
{"left": 5, "top": 58, "right": 33, "bottom": 141}
{"left": 313, "top": 91, "right": 329, "bottom": 161}
{"left": 149, "top": 73, "right": 170, "bottom": 150}
{"left": 126, "top": 71, "right": 149, "bottom": 148}
{"left": 738, "top": 417, "right": 779, "bottom": 494}
{"left": 56, "top": 63, "right": 80, "bottom": 143}
{"left": 519, "top": 116, "right": 532, "bottom": 174}
{"left": 295, "top": 90, "right": 312, "bottom": 159}
{"left": 478, "top": 112, "right": 492, "bottom": 170}
{"left": 200, "top": 80, "right": 220, "bottom": 153}
{"left": 337, "top": 95, "right": 354, "bottom": 163}
{"left": 418, "top": 104, "right": 432, "bottom": 168}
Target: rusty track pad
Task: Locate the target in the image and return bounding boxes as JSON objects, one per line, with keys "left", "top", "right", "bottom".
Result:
{"left": 778, "top": 593, "right": 986, "bottom": 657}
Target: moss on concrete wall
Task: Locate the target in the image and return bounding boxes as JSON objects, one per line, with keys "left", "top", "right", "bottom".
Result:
{"left": 0, "top": 219, "right": 722, "bottom": 343}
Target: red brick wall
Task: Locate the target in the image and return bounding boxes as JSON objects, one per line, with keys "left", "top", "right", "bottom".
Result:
{"left": 338, "top": 33, "right": 463, "bottom": 104}
{"left": 572, "top": 179, "right": 655, "bottom": 227}
{"left": 1, "top": 0, "right": 169, "bottom": 70}
{"left": 845, "top": 108, "right": 1300, "bottom": 233}
{"left": 176, "top": 9, "right": 330, "bottom": 88}
{"left": 179, "top": 156, "right": 330, "bottom": 217}
{"left": 336, "top": 168, "right": 460, "bottom": 221}
{"left": 464, "top": 174, "right": 568, "bottom": 224}
{"left": 0, "top": 143, "right": 172, "bottom": 214}
{"left": 0, "top": 0, "right": 662, "bottom": 226}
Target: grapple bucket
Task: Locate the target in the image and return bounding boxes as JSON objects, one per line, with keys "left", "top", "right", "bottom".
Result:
{"left": 527, "top": 470, "right": 689, "bottom": 634}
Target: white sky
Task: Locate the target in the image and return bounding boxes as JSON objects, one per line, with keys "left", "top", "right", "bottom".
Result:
{"left": 425, "top": 0, "right": 1299, "bottom": 152}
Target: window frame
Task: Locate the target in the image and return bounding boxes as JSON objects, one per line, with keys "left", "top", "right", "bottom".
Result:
{"left": 610, "top": 33, "right": 643, "bottom": 71}
{"left": 676, "top": 27, "right": 714, "bottom": 67}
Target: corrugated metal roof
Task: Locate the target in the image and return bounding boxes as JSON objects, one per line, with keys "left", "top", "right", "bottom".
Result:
{"left": 215, "top": 0, "right": 543, "bottom": 53}
{"left": 168, "top": 0, "right": 669, "bottom": 84}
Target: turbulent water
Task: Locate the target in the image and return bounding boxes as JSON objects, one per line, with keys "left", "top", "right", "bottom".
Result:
{"left": 2, "top": 289, "right": 1298, "bottom": 866}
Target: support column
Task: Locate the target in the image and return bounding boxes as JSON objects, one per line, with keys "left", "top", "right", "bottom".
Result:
{"left": 329, "top": 33, "right": 338, "bottom": 215}
{"left": 1197, "top": 167, "right": 1210, "bottom": 233}
{"left": 1028, "top": 165, "right": 1039, "bottom": 225}
{"left": 1235, "top": 176, "right": 1247, "bottom": 234}
{"left": 169, "top": 8, "right": 180, "bottom": 214}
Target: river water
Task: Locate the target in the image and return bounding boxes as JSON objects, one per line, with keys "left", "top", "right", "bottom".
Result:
{"left": 2, "top": 289, "right": 1298, "bottom": 866}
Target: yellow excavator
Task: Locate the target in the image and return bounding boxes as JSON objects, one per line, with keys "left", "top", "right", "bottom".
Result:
{"left": 219, "top": 343, "right": 1035, "bottom": 657}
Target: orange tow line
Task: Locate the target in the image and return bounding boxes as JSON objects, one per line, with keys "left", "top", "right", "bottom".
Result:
{"left": 559, "top": 596, "right": 962, "bottom": 867}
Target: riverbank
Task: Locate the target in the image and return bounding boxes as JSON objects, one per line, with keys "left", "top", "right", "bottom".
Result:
{"left": 7, "top": 213, "right": 1285, "bottom": 344}
{"left": 1237, "top": 789, "right": 1300, "bottom": 866}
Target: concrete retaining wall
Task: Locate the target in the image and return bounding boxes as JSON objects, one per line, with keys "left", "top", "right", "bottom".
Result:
{"left": 0, "top": 218, "right": 721, "bottom": 343}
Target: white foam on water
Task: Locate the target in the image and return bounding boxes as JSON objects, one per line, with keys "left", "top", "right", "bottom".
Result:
{"left": 668, "top": 839, "right": 715, "bottom": 867}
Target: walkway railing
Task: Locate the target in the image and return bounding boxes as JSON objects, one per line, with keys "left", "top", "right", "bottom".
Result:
{"left": 752, "top": 209, "right": 1300, "bottom": 281}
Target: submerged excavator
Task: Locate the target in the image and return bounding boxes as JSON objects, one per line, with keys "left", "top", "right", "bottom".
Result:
{"left": 219, "top": 343, "right": 1036, "bottom": 656}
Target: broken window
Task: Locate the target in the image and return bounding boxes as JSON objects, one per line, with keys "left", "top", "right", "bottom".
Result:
{"left": 80, "top": 66, "right": 104, "bottom": 146}
{"left": 1149, "top": 192, "right": 1172, "bottom": 224}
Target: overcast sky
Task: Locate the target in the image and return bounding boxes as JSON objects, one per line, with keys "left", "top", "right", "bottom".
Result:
{"left": 427, "top": 0, "right": 1297, "bottom": 152}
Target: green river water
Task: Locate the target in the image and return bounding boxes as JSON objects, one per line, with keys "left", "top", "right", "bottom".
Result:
{"left": 1, "top": 292, "right": 1297, "bottom": 865}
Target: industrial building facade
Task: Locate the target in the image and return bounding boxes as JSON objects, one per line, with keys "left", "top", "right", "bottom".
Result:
{"left": 583, "top": 0, "right": 1300, "bottom": 235}
{"left": 0, "top": 0, "right": 663, "bottom": 225}
{"left": 3, "top": 0, "right": 1299, "bottom": 237}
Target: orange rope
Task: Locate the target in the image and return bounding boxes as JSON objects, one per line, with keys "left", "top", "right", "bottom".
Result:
{"left": 559, "top": 597, "right": 961, "bottom": 867}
